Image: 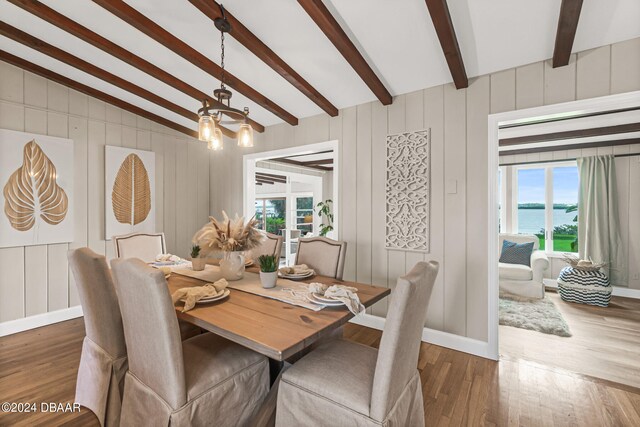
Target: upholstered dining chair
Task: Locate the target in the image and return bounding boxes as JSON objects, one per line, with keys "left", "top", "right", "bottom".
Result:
{"left": 68, "top": 248, "right": 128, "bottom": 427}
{"left": 110, "top": 258, "right": 270, "bottom": 426}
{"left": 112, "top": 232, "right": 165, "bottom": 263}
{"left": 294, "top": 236, "right": 347, "bottom": 280}
{"left": 275, "top": 261, "right": 439, "bottom": 427}
{"left": 250, "top": 232, "right": 283, "bottom": 260}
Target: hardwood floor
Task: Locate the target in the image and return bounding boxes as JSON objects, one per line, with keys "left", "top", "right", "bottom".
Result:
{"left": 500, "top": 291, "right": 640, "bottom": 390}
{"left": 1, "top": 318, "right": 639, "bottom": 426}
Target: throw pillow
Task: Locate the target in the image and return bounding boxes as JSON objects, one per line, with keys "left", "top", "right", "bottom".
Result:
{"left": 499, "top": 240, "right": 534, "bottom": 266}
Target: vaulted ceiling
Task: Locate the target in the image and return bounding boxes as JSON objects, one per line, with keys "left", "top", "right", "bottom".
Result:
{"left": 1, "top": 0, "right": 639, "bottom": 138}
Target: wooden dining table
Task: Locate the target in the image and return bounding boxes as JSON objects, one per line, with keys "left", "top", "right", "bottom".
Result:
{"left": 166, "top": 264, "right": 390, "bottom": 362}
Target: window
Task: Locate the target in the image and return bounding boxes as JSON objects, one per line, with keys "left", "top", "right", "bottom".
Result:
{"left": 512, "top": 162, "right": 578, "bottom": 253}
{"left": 254, "top": 198, "right": 286, "bottom": 234}
{"left": 295, "top": 196, "right": 314, "bottom": 235}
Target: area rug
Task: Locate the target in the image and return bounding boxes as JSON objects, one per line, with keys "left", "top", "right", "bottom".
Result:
{"left": 499, "top": 293, "right": 572, "bottom": 337}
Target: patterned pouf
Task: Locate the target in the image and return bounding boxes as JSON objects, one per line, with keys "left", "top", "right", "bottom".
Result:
{"left": 557, "top": 266, "right": 612, "bottom": 307}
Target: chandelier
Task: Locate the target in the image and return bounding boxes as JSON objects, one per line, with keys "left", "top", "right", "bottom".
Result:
{"left": 197, "top": 4, "right": 253, "bottom": 151}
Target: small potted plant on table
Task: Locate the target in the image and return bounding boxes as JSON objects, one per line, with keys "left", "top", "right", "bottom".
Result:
{"left": 191, "top": 245, "right": 206, "bottom": 271}
{"left": 258, "top": 255, "right": 278, "bottom": 289}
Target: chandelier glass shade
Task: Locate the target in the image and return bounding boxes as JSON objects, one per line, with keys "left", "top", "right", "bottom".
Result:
{"left": 197, "top": 4, "right": 254, "bottom": 151}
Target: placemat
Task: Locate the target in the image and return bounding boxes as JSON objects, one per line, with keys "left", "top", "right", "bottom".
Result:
{"left": 174, "top": 265, "right": 323, "bottom": 311}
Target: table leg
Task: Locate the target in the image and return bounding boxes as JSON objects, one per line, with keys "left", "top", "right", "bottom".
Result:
{"left": 269, "top": 358, "right": 284, "bottom": 386}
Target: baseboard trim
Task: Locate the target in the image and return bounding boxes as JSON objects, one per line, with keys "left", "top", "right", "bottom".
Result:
{"left": 544, "top": 279, "right": 640, "bottom": 299}
{"left": 0, "top": 306, "right": 83, "bottom": 337}
{"left": 349, "top": 313, "right": 495, "bottom": 360}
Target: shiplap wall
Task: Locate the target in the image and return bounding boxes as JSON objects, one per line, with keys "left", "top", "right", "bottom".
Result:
{"left": 0, "top": 62, "right": 210, "bottom": 324}
{"left": 210, "top": 37, "right": 640, "bottom": 341}
{"left": 501, "top": 145, "right": 640, "bottom": 290}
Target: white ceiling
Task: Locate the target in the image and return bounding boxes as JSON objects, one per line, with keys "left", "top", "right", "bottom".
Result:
{"left": 1, "top": 0, "right": 639, "bottom": 131}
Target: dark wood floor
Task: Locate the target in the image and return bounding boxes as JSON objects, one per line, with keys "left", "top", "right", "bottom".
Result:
{"left": 1, "top": 318, "right": 639, "bottom": 426}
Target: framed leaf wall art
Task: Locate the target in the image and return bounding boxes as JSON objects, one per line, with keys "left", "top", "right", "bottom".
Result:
{"left": 105, "top": 146, "right": 156, "bottom": 240}
{"left": 0, "top": 129, "right": 74, "bottom": 248}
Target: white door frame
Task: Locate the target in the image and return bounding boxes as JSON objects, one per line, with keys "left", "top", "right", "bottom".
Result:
{"left": 487, "top": 90, "right": 640, "bottom": 360}
{"left": 243, "top": 140, "right": 340, "bottom": 238}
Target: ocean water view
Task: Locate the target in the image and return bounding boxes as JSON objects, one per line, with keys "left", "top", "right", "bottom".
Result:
{"left": 518, "top": 208, "right": 576, "bottom": 234}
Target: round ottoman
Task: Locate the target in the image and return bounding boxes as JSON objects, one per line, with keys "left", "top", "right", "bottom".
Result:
{"left": 557, "top": 266, "right": 611, "bottom": 307}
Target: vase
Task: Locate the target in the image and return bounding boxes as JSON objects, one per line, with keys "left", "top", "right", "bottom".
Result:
{"left": 220, "top": 251, "right": 245, "bottom": 281}
{"left": 191, "top": 257, "right": 206, "bottom": 271}
{"left": 260, "top": 271, "right": 278, "bottom": 289}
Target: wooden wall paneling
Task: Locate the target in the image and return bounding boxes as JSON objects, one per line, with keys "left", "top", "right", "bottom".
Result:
{"left": 340, "top": 106, "right": 358, "bottom": 282}
{"left": 0, "top": 78, "right": 26, "bottom": 323}
{"left": 121, "top": 126, "right": 137, "bottom": 149}
{"left": 47, "top": 81, "right": 68, "bottom": 114}
{"left": 87, "top": 98, "right": 106, "bottom": 121}
{"left": 611, "top": 38, "right": 640, "bottom": 94}
{"left": 576, "top": 46, "right": 611, "bottom": 100}
{"left": 386, "top": 95, "right": 406, "bottom": 296}
{"left": 87, "top": 120, "right": 105, "bottom": 255}
{"left": 424, "top": 85, "right": 445, "bottom": 329}
{"left": 104, "top": 122, "right": 122, "bottom": 262}
{"left": 0, "top": 61, "right": 23, "bottom": 102}
{"left": 23, "top": 72, "right": 47, "bottom": 108}
{"left": 68, "top": 115, "right": 88, "bottom": 307}
{"left": 465, "top": 75, "right": 490, "bottom": 341}
{"left": 404, "top": 90, "right": 426, "bottom": 272}
{"left": 45, "top": 111, "right": 70, "bottom": 311}
{"left": 175, "top": 140, "right": 189, "bottom": 257}
{"left": 68, "top": 89, "right": 88, "bottom": 117}
{"left": 516, "top": 63, "right": 544, "bottom": 109}
{"left": 356, "top": 102, "right": 373, "bottom": 291}
{"left": 186, "top": 141, "right": 198, "bottom": 253}
{"left": 163, "top": 138, "right": 177, "bottom": 255}
{"left": 151, "top": 132, "right": 165, "bottom": 233}
{"left": 628, "top": 155, "right": 640, "bottom": 289}
{"left": 370, "top": 101, "right": 388, "bottom": 317}
{"left": 136, "top": 130, "right": 151, "bottom": 151}
{"left": 197, "top": 143, "right": 209, "bottom": 234}
{"left": 122, "top": 111, "right": 136, "bottom": 128}
{"left": 490, "top": 69, "right": 516, "bottom": 114}
{"left": 105, "top": 104, "right": 122, "bottom": 124}
{"left": 544, "top": 54, "right": 577, "bottom": 105}
{"left": 443, "top": 84, "right": 467, "bottom": 336}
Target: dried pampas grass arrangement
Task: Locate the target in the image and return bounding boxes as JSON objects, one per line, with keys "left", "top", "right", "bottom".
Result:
{"left": 193, "top": 211, "right": 264, "bottom": 256}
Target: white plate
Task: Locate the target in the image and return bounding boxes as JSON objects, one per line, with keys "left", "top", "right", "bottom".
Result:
{"left": 278, "top": 270, "right": 315, "bottom": 280}
{"left": 245, "top": 258, "right": 254, "bottom": 267}
{"left": 181, "top": 289, "right": 230, "bottom": 304}
{"left": 311, "top": 292, "right": 345, "bottom": 304}
{"left": 307, "top": 293, "right": 344, "bottom": 306}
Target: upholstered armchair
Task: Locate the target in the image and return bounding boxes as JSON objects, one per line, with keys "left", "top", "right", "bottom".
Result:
{"left": 499, "top": 233, "right": 549, "bottom": 299}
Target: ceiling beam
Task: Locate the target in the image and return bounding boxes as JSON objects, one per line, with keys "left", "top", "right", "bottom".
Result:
{"left": 256, "top": 178, "right": 276, "bottom": 185}
{"left": 270, "top": 157, "right": 332, "bottom": 171}
{"left": 499, "top": 123, "right": 640, "bottom": 146}
{"left": 0, "top": 50, "right": 199, "bottom": 139}
{"left": 500, "top": 138, "right": 640, "bottom": 156}
{"left": 0, "top": 21, "right": 235, "bottom": 138}
{"left": 552, "top": 0, "right": 583, "bottom": 68}
{"left": 189, "top": 0, "right": 338, "bottom": 117}
{"left": 424, "top": 0, "right": 468, "bottom": 89}
{"left": 92, "top": 0, "right": 298, "bottom": 126}
{"left": 297, "top": 0, "right": 392, "bottom": 105}
{"left": 300, "top": 159, "right": 333, "bottom": 166}
{"left": 256, "top": 172, "right": 287, "bottom": 183}
{"left": 6, "top": 0, "right": 263, "bottom": 132}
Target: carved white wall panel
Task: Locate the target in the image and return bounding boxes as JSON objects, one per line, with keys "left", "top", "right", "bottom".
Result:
{"left": 385, "top": 130, "right": 430, "bottom": 252}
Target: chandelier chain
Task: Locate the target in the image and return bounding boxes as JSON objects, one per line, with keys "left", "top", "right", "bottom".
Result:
{"left": 220, "top": 30, "right": 226, "bottom": 92}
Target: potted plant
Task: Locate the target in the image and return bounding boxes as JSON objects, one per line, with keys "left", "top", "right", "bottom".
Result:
{"left": 190, "top": 245, "right": 206, "bottom": 271}
{"left": 258, "top": 254, "right": 278, "bottom": 289}
{"left": 315, "top": 199, "right": 334, "bottom": 237}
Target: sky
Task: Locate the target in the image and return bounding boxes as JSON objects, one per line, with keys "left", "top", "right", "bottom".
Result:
{"left": 517, "top": 166, "right": 579, "bottom": 204}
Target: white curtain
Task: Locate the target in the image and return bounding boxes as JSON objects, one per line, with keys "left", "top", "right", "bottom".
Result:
{"left": 577, "top": 155, "right": 625, "bottom": 285}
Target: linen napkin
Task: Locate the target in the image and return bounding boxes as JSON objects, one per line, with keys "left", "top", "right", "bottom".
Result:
{"left": 279, "top": 264, "right": 313, "bottom": 275}
{"left": 308, "top": 283, "right": 365, "bottom": 315}
{"left": 171, "top": 278, "right": 229, "bottom": 312}
{"left": 156, "top": 253, "right": 183, "bottom": 263}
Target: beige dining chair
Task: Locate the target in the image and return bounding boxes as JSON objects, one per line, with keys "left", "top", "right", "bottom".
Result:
{"left": 250, "top": 231, "right": 283, "bottom": 260}
{"left": 68, "top": 248, "right": 128, "bottom": 427}
{"left": 110, "top": 258, "right": 270, "bottom": 426}
{"left": 294, "top": 236, "right": 347, "bottom": 280}
{"left": 275, "top": 261, "right": 439, "bottom": 427}
{"left": 112, "top": 232, "right": 165, "bottom": 263}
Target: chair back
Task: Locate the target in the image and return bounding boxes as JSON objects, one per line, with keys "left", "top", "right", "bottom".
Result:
{"left": 251, "top": 232, "right": 283, "bottom": 260}
{"left": 295, "top": 237, "right": 347, "bottom": 280}
{"left": 370, "top": 261, "right": 439, "bottom": 421}
{"left": 113, "top": 232, "right": 166, "bottom": 263}
{"left": 68, "top": 248, "right": 127, "bottom": 359}
{"left": 110, "top": 258, "right": 186, "bottom": 409}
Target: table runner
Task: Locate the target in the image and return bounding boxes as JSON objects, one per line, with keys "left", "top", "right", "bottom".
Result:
{"left": 174, "top": 265, "right": 323, "bottom": 311}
